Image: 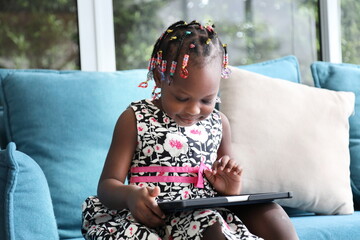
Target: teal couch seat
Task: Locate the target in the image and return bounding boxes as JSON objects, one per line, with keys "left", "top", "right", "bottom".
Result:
{"left": 0, "top": 56, "right": 359, "bottom": 240}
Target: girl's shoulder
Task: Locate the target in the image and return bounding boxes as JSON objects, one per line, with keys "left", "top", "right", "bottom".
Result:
{"left": 208, "top": 108, "right": 222, "bottom": 122}
{"left": 128, "top": 99, "right": 162, "bottom": 123}
{"left": 215, "top": 110, "right": 227, "bottom": 121}
{"left": 129, "top": 99, "right": 157, "bottom": 111}
{"left": 129, "top": 99, "right": 148, "bottom": 108}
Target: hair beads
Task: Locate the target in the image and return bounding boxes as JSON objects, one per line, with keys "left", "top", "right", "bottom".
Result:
{"left": 170, "top": 61, "right": 177, "bottom": 76}
{"left": 180, "top": 54, "right": 189, "bottom": 78}
{"left": 151, "top": 86, "right": 161, "bottom": 100}
{"left": 221, "top": 44, "right": 231, "bottom": 79}
{"left": 139, "top": 20, "right": 230, "bottom": 90}
{"left": 156, "top": 51, "right": 162, "bottom": 65}
{"left": 161, "top": 60, "right": 167, "bottom": 72}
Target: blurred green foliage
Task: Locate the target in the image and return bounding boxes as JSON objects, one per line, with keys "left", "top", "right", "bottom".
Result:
{"left": 113, "top": 0, "right": 282, "bottom": 69}
{"left": 113, "top": 0, "right": 318, "bottom": 70}
{"left": 113, "top": 0, "right": 169, "bottom": 70}
{"left": 0, "top": 0, "right": 359, "bottom": 70}
{"left": 0, "top": 0, "right": 79, "bottom": 69}
{"left": 341, "top": 0, "right": 360, "bottom": 64}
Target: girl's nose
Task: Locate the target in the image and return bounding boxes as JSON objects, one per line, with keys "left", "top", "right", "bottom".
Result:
{"left": 185, "top": 102, "right": 201, "bottom": 115}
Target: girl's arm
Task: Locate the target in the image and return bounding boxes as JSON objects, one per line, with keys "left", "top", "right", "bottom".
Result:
{"left": 97, "top": 107, "right": 165, "bottom": 228}
{"left": 204, "top": 111, "right": 243, "bottom": 195}
{"left": 217, "top": 111, "right": 233, "bottom": 158}
{"left": 97, "top": 108, "right": 137, "bottom": 208}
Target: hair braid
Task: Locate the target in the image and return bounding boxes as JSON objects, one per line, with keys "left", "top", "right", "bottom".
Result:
{"left": 141, "top": 20, "right": 230, "bottom": 88}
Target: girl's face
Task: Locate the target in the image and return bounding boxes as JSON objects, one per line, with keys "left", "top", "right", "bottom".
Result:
{"left": 154, "top": 60, "right": 221, "bottom": 127}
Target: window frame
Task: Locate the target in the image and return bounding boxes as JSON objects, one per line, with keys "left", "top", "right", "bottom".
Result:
{"left": 77, "top": 0, "right": 116, "bottom": 71}
{"left": 76, "top": 0, "right": 342, "bottom": 71}
{"left": 319, "top": 0, "right": 342, "bottom": 63}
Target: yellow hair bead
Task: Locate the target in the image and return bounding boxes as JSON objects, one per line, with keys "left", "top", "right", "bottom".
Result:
{"left": 206, "top": 38, "right": 211, "bottom": 44}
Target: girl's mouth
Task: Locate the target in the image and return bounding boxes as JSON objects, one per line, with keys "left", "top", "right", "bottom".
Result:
{"left": 177, "top": 115, "right": 199, "bottom": 126}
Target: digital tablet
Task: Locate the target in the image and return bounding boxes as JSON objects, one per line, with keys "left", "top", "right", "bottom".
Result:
{"left": 158, "top": 192, "right": 292, "bottom": 213}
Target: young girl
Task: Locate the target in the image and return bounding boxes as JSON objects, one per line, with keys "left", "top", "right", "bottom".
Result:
{"left": 82, "top": 20, "right": 298, "bottom": 240}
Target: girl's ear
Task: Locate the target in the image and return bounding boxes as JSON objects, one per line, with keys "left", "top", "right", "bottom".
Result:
{"left": 153, "top": 66, "right": 163, "bottom": 88}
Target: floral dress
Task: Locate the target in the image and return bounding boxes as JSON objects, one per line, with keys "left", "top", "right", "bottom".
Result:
{"left": 82, "top": 99, "right": 261, "bottom": 240}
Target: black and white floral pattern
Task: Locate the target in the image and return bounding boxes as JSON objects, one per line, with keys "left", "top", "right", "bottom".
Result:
{"left": 82, "top": 99, "right": 262, "bottom": 240}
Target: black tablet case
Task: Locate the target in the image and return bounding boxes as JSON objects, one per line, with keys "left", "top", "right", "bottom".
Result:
{"left": 158, "top": 192, "right": 292, "bottom": 213}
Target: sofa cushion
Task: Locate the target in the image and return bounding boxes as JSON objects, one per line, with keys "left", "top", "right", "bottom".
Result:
{"left": 0, "top": 142, "right": 58, "bottom": 240}
{"left": 311, "top": 62, "right": 360, "bottom": 210}
{"left": 0, "top": 107, "right": 5, "bottom": 150}
{"left": 0, "top": 69, "right": 76, "bottom": 150}
{"left": 0, "top": 69, "right": 152, "bottom": 239}
{"left": 238, "top": 55, "right": 301, "bottom": 83}
{"left": 291, "top": 211, "right": 360, "bottom": 240}
{"left": 220, "top": 66, "right": 355, "bottom": 214}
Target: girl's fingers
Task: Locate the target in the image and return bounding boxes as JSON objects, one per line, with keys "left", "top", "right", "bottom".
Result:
{"left": 226, "top": 161, "right": 235, "bottom": 172}
{"left": 215, "top": 156, "right": 230, "bottom": 171}
{"left": 223, "top": 158, "right": 237, "bottom": 173}
{"left": 233, "top": 165, "right": 243, "bottom": 175}
{"left": 146, "top": 186, "right": 165, "bottom": 220}
{"left": 147, "top": 186, "right": 160, "bottom": 197}
{"left": 216, "top": 156, "right": 243, "bottom": 175}
{"left": 212, "top": 159, "right": 220, "bottom": 171}
{"left": 129, "top": 186, "right": 165, "bottom": 228}
{"left": 136, "top": 205, "right": 165, "bottom": 228}
{"left": 149, "top": 202, "right": 166, "bottom": 221}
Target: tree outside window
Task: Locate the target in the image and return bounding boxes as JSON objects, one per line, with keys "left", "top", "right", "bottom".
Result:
{"left": 113, "top": 0, "right": 319, "bottom": 84}
{"left": 0, "top": 0, "right": 79, "bottom": 69}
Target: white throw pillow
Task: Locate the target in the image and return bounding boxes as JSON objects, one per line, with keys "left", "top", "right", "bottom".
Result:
{"left": 220, "top": 66, "right": 355, "bottom": 215}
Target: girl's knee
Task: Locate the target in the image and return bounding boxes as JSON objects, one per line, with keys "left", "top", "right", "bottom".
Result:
{"left": 201, "top": 221, "right": 226, "bottom": 240}
{"left": 230, "top": 203, "right": 299, "bottom": 240}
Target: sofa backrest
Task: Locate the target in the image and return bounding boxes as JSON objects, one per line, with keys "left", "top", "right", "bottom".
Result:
{"left": 0, "top": 68, "right": 152, "bottom": 239}
{"left": 0, "top": 55, "right": 302, "bottom": 239}
{"left": 0, "top": 69, "right": 76, "bottom": 149}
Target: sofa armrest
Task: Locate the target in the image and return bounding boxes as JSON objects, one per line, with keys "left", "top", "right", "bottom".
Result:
{"left": 0, "top": 142, "right": 58, "bottom": 240}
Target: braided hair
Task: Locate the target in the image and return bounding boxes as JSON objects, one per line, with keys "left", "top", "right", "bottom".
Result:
{"left": 141, "top": 20, "right": 230, "bottom": 89}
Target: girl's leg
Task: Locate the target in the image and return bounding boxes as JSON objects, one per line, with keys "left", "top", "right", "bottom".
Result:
{"left": 229, "top": 202, "right": 299, "bottom": 240}
{"left": 201, "top": 221, "right": 226, "bottom": 240}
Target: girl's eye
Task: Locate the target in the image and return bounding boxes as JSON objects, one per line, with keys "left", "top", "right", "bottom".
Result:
{"left": 201, "top": 99, "right": 213, "bottom": 105}
{"left": 176, "top": 96, "right": 189, "bottom": 102}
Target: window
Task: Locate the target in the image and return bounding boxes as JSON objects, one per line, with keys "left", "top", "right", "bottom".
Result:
{"left": 113, "top": 0, "right": 319, "bottom": 84}
{"left": 0, "top": 0, "right": 80, "bottom": 69}
{"left": 341, "top": 0, "right": 360, "bottom": 64}
{"left": 2, "top": 0, "right": 353, "bottom": 81}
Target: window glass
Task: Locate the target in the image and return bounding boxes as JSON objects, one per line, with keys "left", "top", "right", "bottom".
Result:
{"left": 341, "top": 0, "right": 360, "bottom": 64}
{"left": 114, "top": 0, "right": 319, "bottom": 84}
{"left": 0, "top": 0, "right": 79, "bottom": 69}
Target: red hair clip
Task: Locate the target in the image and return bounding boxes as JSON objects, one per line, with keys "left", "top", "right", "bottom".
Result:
{"left": 138, "top": 81, "right": 148, "bottom": 88}
{"left": 180, "top": 54, "right": 189, "bottom": 79}
{"left": 206, "top": 25, "right": 214, "bottom": 33}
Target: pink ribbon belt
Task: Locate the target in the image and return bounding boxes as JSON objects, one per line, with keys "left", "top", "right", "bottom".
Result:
{"left": 129, "top": 161, "right": 209, "bottom": 188}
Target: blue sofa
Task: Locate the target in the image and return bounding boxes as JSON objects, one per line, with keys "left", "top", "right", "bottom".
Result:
{"left": 0, "top": 56, "right": 359, "bottom": 240}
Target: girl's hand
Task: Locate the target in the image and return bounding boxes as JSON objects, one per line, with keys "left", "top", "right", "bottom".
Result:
{"left": 127, "top": 186, "right": 166, "bottom": 228}
{"left": 204, "top": 155, "right": 243, "bottom": 195}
